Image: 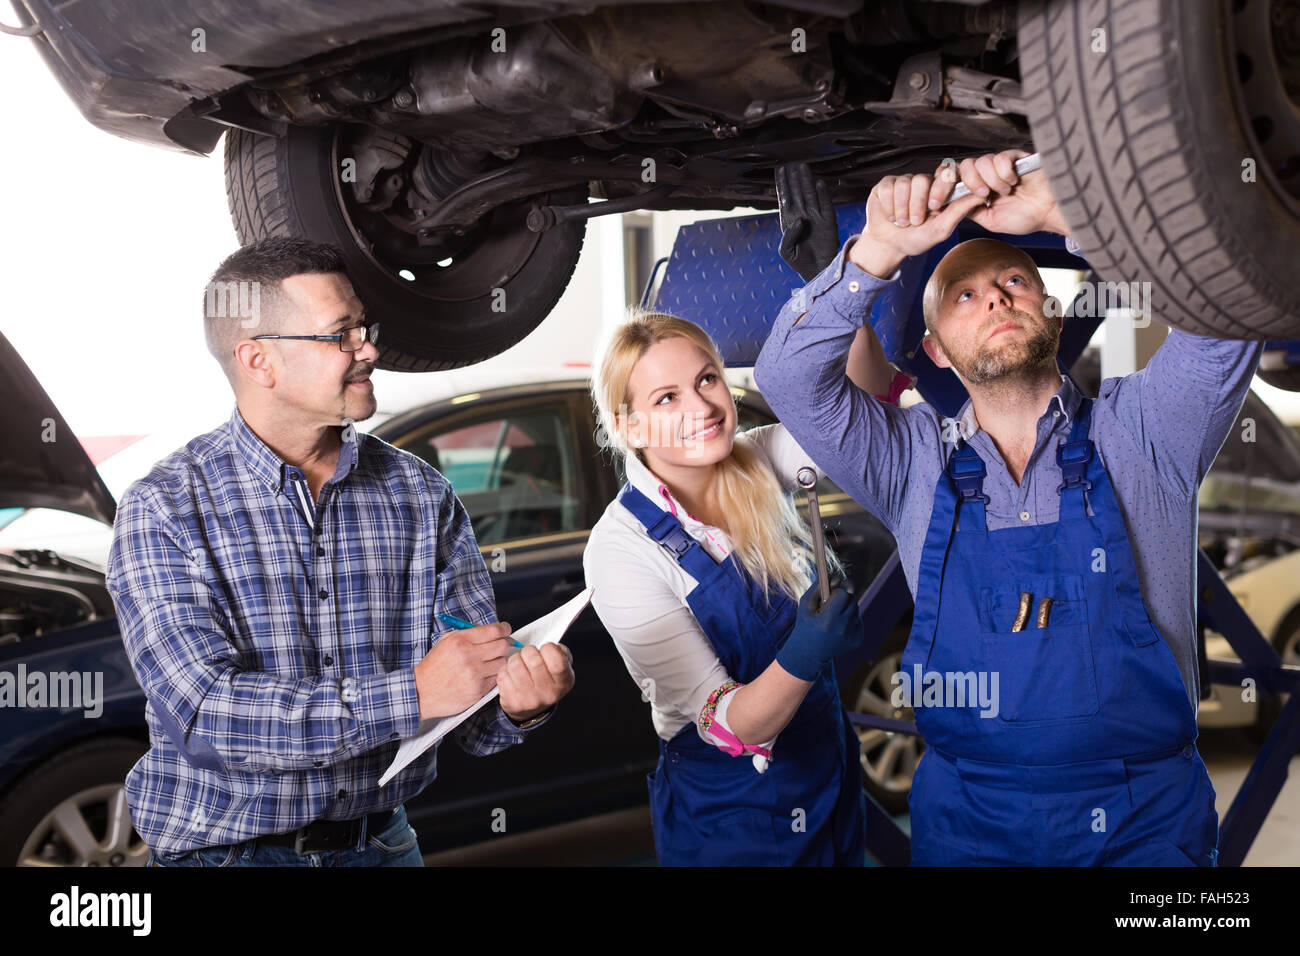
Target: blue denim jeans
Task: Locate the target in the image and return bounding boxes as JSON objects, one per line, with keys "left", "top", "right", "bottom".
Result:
{"left": 147, "top": 805, "right": 424, "bottom": 867}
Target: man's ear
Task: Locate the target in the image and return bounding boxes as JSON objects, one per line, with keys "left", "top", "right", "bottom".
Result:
{"left": 921, "top": 333, "right": 951, "bottom": 370}
{"left": 233, "top": 339, "right": 276, "bottom": 389}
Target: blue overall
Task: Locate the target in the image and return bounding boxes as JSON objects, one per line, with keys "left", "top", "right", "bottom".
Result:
{"left": 902, "top": 397, "right": 1219, "bottom": 866}
{"left": 616, "top": 483, "right": 866, "bottom": 866}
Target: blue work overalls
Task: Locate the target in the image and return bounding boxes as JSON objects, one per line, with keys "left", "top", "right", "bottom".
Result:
{"left": 902, "top": 397, "right": 1219, "bottom": 866}
{"left": 617, "top": 483, "right": 867, "bottom": 866}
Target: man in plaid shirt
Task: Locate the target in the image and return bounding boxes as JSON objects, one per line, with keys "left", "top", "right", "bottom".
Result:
{"left": 107, "top": 237, "right": 575, "bottom": 867}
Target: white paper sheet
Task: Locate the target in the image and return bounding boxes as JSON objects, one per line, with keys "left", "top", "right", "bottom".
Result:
{"left": 378, "top": 586, "right": 593, "bottom": 787}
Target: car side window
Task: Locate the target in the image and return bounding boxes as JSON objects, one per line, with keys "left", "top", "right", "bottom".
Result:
{"left": 395, "top": 402, "right": 585, "bottom": 546}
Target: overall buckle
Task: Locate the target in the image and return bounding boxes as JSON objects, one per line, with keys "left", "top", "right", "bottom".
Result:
{"left": 647, "top": 513, "right": 696, "bottom": 558}
{"left": 1056, "top": 439, "right": 1094, "bottom": 494}
{"left": 949, "top": 445, "right": 990, "bottom": 504}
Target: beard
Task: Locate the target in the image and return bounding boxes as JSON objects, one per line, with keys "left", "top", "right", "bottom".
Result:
{"left": 943, "top": 308, "right": 1060, "bottom": 386}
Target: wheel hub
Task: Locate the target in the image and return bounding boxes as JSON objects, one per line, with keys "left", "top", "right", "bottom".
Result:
{"left": 853, "top": 651, "right": 923, "bottom": 794}
{"left": 18, "top": 784, "right": 147, "bottom": 868}
{"left": 1232, "top": 0, "right": 1300, "bottom": 209}
{"left": 332, "top": 129, "right": 550, "bottom": 302}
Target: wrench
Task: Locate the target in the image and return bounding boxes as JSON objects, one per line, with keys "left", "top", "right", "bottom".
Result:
{"left": 796, "top": 466, "right": 831, "bottom": 609}
{"left": 941, "top": 152, "right": 1043, "bottom": 207}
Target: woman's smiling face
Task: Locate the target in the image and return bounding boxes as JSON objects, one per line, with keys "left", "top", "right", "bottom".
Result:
{"left": 623, "top": 336, "right": 737, "bottom": 471}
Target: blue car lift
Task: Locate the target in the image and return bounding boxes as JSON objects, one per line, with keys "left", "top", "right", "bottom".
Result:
{"left": 649, "top": 206, "right": 1300, "bottom": 866}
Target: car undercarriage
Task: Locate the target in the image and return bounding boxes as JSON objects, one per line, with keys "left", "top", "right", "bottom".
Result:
{"left": 11, "top": 0, "right": 1300, "bottom": 368}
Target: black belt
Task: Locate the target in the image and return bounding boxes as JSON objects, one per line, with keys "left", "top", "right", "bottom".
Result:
{"left": 260, "top": 808, "right": 397, "bottom": 855}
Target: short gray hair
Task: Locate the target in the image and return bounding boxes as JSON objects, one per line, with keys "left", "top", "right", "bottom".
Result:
{"left": 203, "top": 236, "right": 348, "bottom": 380}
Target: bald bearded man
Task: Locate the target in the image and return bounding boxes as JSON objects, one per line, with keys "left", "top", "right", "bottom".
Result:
{"left": 755, "top": 150, "right": 1263, "bottom": 866}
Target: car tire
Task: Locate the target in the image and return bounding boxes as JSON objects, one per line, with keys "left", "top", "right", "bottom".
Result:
{"left": 844, "top": 627, "right": 923, "bottom": 816}
{"left": 224, "top": 126, "right": 588, "bottom": 371}
{"left": 0, "top": 737, "right": 148, "bottom": 866}
{"left": 1018, "top": 0, "right": 1300, "bottom": 340}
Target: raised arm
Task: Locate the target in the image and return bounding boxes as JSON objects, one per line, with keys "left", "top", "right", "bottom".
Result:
{"left": 1103, "top": 330, "right": 1264, "bottom": 499}
{"left": 754, "top": 248, "right": 912, "bottom": 530}
{"left": 756, "top": 150, "right": 1074, "bottom": 527}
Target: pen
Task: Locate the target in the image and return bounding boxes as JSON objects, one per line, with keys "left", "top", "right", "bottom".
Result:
{"left": 437, "top": 612, "right": 524, "bottom": 648}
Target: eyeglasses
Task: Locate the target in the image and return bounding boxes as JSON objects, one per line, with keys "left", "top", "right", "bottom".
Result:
{"left": 251, "top": 322, "right": 380, "bottom": 352}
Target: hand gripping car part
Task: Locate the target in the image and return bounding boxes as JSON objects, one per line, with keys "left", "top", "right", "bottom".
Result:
{"left": 942, "top": 153, "right": 1044, "bottom": 208}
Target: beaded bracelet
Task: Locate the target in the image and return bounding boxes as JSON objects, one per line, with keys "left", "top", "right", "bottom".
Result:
{"left": 697, "top": 679, "right": 773, "bottom": 760}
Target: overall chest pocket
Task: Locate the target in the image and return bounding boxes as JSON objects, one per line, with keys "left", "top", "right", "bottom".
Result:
{"left": 976, "top": 574, "right": 1099, "bottom": 723}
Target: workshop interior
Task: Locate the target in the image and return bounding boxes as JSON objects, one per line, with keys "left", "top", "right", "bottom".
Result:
{"left": 0, "top": 0, "right": 1297, "bottom": 899}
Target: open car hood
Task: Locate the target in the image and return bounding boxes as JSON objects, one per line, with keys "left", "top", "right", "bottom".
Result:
{"left": 0, "top": 331, "right": 116, "bottom": 526}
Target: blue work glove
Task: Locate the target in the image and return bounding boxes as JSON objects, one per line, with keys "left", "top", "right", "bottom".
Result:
{"left": 775, "top": 573, "right": 865, "bottom": 681}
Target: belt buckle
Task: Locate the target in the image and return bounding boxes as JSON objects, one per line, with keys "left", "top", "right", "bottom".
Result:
{"left": 293, "top": 818, "right": 363, "bottom": 856}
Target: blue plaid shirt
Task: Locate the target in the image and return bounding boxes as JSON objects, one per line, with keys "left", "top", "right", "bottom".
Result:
{"left": 107, "top": 406, "right": 545, "bottom": 860}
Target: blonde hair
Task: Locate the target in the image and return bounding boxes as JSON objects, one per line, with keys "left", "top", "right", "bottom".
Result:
{"left": 591, "top": 309, "right": 844, "bottom": 605}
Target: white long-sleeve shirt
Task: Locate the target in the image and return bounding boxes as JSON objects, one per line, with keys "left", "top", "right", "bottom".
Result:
{"left": 582, "top": 424, "right": 826, "bottom": 755}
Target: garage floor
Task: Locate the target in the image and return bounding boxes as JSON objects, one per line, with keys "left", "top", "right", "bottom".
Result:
{"left": 1201, "top": 728, "right": 1300, "bottom": 866}
{"left": 422, "top": 727, "right": 1300, "bottom": 866}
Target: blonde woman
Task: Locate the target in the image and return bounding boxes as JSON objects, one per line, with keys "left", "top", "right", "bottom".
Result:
{"left": 583, "top": 311, "right": 908, "bottom": 866}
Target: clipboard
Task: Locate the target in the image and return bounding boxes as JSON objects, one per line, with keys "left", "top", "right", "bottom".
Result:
{"left": 378, "top": 586, "right": 593, "bottom": 787}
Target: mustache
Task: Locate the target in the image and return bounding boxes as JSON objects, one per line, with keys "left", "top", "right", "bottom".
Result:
{"left": 345, "top": 366, "right": 375, "bottom": 382}
{"left": 982, "top": 307, "right": 1037, "bottom": 334}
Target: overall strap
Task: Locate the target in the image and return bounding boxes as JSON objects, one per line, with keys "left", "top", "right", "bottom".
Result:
{"left": 1056, "top": 397, "right": 1096, "bottom": 520}
{"left": 947, "top": 442, "right": 989, "bottom": 532}
{"left": 1061, "top": 399, "right": 1164, "bottom": 649}
{"left": 906, "top": 445, "right": 966, "bottom": 668}
{"left": 615, "top": 481, "right": 803, "bottom": 683}
{"left": 616, "top": 482, "right": 724, "bottom": 586}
